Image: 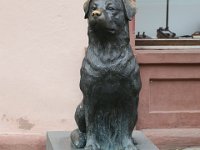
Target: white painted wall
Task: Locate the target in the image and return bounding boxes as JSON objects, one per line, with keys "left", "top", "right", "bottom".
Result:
{"left": 0, "top": 0, "right": 87, "bottom": 134}
{"left": 136, "top": 0, "right": 200, "bottom": 38}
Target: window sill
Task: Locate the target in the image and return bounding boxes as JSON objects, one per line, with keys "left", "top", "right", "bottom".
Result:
{"left": 135, "top": 39, "right": 200, "bottom": 50}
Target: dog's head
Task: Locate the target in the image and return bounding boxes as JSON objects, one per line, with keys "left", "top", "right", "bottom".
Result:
{"left": 84, "top": 0, "right": 136, "bottom": 35}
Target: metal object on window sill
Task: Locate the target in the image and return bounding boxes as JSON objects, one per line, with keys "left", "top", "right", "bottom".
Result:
{"left": 192, "top": 31, "right": 200, "bottom": 39}
{"left": 156, "top": 0, "right": 176, "bottom": 39}
{"left": 136, "top": 32, "right": 152, "bottom": 39}
{"left": 157, "top": 27, "right": 176, "bottom": 39}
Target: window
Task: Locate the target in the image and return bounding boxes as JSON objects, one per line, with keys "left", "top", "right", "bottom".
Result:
{"left": 135, "top": 0, "right": 200, "bottom": 48}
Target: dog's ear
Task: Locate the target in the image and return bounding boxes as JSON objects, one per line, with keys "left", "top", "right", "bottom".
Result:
{"left": 83, "top": 0, "right": 92, "bottom": 19}
{"left": 122, "top": 0, "right": 136, "bottom": 21}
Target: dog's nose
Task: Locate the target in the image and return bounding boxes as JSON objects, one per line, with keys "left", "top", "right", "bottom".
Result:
{"left": 92, "top": 10, "right": 102, "bottom": 17}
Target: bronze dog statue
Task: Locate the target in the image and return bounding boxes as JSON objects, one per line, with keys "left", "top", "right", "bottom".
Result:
{"left": 71, "top": 0, "right": 141, "bottom": 149}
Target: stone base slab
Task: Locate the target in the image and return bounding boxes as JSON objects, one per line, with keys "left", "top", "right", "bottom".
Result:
{"left": 46, "top": 131, "right": 159, "bottom": 150}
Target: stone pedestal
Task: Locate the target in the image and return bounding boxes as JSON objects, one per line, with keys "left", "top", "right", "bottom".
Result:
{"left": 46, "top": 131, "right": 159, "bottom": 150}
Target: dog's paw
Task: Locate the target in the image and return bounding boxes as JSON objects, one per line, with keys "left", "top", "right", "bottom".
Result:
{"left": 123, "top": 138, "right": 137, "bottom": 150}
{"left": 84, "top": 144, "right": 100, "bottom": 150}
{"left": 70, "top": 129, "right": 86, "bottom": 148}
{"left": 124, "top": 144, "right": 137, "bottom": 150}
{"left": 85, "top": 140, "right": 100, "bottom": 150}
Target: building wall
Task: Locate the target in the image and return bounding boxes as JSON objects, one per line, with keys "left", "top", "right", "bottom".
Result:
{"left": 0, "top": 0, "right": 87, "bottom": 134}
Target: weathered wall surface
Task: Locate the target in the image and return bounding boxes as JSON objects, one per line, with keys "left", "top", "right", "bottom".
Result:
{"left": 0, "top": 0, "right": 87, "bottom": 134}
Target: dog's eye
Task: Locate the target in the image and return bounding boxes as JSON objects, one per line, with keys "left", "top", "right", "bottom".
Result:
{"left": 107, "top": 6, "right": 115, "bottom": 11}
{"left": 91, "top": 5, "right": 97, "bottom": 10}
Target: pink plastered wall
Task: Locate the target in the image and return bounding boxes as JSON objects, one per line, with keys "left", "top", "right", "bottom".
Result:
{"left": 0, "top": 0, "right": 88, "bottom": 134}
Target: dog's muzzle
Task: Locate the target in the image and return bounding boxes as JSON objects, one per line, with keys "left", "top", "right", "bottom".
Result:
{"left": 92, "top": 10, "right": 102, "bottom": 17}
{"left": 89, "top": 9, "right": 116, "bottom": 34}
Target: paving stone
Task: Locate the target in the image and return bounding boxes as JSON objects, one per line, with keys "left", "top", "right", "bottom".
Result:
{"left": 182, "top": 147, "right": 200, "bottom": 150}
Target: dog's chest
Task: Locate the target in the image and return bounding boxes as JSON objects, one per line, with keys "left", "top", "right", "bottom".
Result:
{"left": 83, "top": 47, "right": 133, "bottom": 78}
{"left": 80, "top": 47, "right": 135, "bottom": 99}
{"left": 80, "top": 45, "right": 136, "bottom": 99}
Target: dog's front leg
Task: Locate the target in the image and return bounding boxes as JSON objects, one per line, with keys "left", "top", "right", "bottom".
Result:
{"left": 84, "top": 100, "right": 100, "bottom": 150}
{"left": 121, "top": 95, "right": 139, "bottom": 150}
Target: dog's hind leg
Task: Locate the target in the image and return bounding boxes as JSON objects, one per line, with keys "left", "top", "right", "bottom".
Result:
{"left": 75, "top": 101, "right": 86, "bottom": 133}
{"left": 71, "top": 101, "right": 87, "bottom": 148}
